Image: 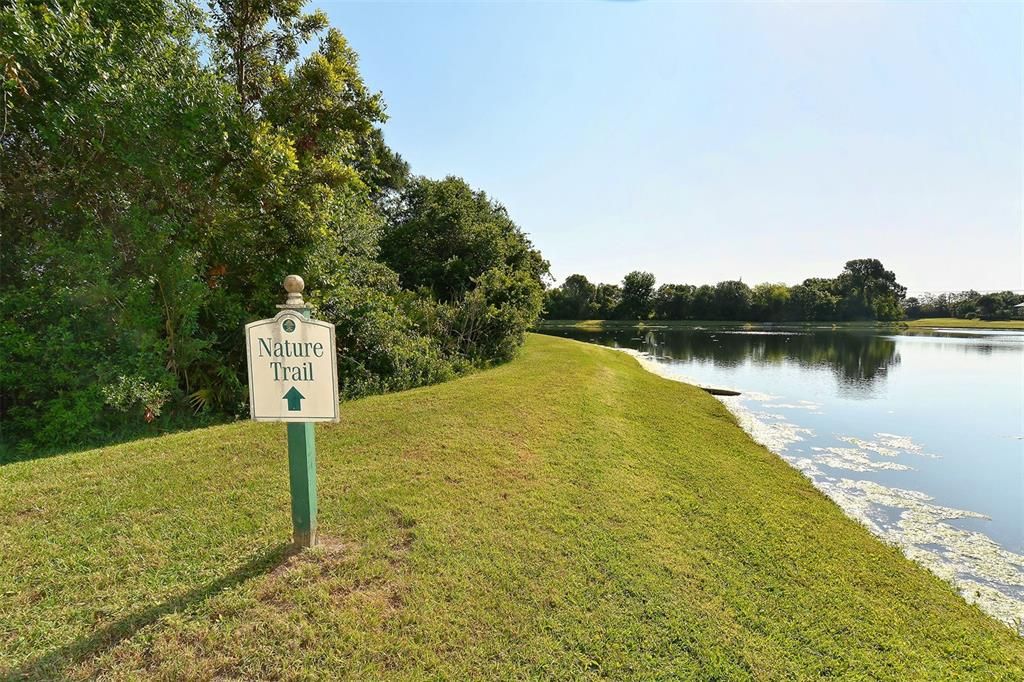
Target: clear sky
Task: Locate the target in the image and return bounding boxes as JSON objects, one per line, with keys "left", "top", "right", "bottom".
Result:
{"left": 315, "top": 1, "right": 1022, "bottom": 294}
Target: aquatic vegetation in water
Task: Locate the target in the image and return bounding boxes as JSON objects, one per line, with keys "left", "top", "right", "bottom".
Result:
{"left": 837, "top": 436, "right": 901, "bottom": 457}
{"left": 737, "top": 390, "right": 781, "bottom": 402}
{"left": 824, "top": 479, "right": 1024, "bottom": 633}
{"left": 721, "top": 399, "right": 813, "bottom": 452}
{"left": 764, "top": 402, "right": 824, "bottom": 412}
{"left": 873, "top": 432, "right": 939, "bottom": 457}
{"left": 837, "top": 434, "right": 940, "bottom": 460}
{"left": 811, "top": 446, "right": 913, "bottom": 472}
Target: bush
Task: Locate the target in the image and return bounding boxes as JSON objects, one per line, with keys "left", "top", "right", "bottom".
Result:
{"left": 315, "top": 276, "right": 457, "bottom": 400}
{"left": 436, "top": 268, "right": 544, "bottom": 364}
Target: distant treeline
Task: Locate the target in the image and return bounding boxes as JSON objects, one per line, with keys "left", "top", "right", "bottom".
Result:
{"left": 903, "top": 291, "right": 1023, "bottom": 321}
{"left": 545, "top": 259, "right": 1022, "bottom": 322}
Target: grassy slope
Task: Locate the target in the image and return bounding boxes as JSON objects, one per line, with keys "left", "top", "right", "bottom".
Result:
{"left": 906, "top": 317, "right": 1024, "bottom": 330}
{"left": 2, "top": 335, "right": 1021, "bottom": 680}
{"left": 538, "top": 318, "right": 1024, "bottom": 331}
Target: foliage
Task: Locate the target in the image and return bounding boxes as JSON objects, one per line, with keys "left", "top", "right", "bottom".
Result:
{"left": 0, "top": 0, "right": 543, "bottom": 456}
{"left": 750, "top": 282, "right": 790, "bottom": 322}
{"left": 653, "top": 284, "right": 695, "bottom": 320}
{"left": 380, "top": 176, "right": 548, "bottom": 363}
{"left": 618, "top": 271, "right": 656, "bottom": 320}
{"left": 592, "top": 283, "right": 621, "bottom": 319}
{"left": 787, "top": 280, "right": 839, "bottom": 321}
{"left": 903, "top": 290, "right": 1023, "bottom": 321}
{"left": 380, "top": 176, "right": 548, "bottom": 303}
{"left": 712, "top": 280, "right": 752, "bottom": 320}
{"left": 834, "top": 258, "right": 905, "bottom": 321}
{"left": 434, "top": 268, "right": 545, "bottom": 363}
{"left": 102, "top": 375, "right": 172, "bottom": 422}
{"left": 542, "top": 259, "right": 908, "bottom": 323}
{"left": 314, "top": 269, "right": 455, "bottom": 400}
{"left": 544, "top": 274, "right": 597, "bottom": 320}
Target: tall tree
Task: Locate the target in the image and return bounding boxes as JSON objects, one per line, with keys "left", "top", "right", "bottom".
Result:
{"left": 380, "top": 176, "right": 547, "bottom": 302}
{"left": 619, "top": 271, "right": 656, "bottom": 319}
{"left": 751, "top": 283, "right": 790, "bottom": 322}
{"left": 592, "top": 283, "right": 622, "bottom": 319}
{"left": 380, "top": 176, "right": 548, "bottom": 361}
{"left": 835, "top": 259, "right": 906, "bottom": 321}
{"left": 654, "top": 284, "right": 696, "bottom": 320}
{"left": 559, "top": 274, "right": 598, "bottom": 319}
{"left": 713, "top": 280, "right": 752, "bottom": 320}
{"left": 207, "top": 0, "right": 328, "bottom": 114}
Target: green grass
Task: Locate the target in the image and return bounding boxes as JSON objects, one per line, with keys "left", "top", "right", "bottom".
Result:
{"left": 537, "top": 318, "right": 1024, "bottom": 331}
{"left": 906, "top": 317, "right": 1024, "bottom": 330}
{"left": 536, "top": 319, "right": 896, "bottom": 331}
{"left": 2, "top": 334, "right": 1021, "bottom": 679}
{"left": 538, "top": 319, "right": 758, "bottom": 330}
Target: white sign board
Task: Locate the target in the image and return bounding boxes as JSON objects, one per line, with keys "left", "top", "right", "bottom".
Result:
{"left": 245, "top": 310, "right": 340, "bottom": 422}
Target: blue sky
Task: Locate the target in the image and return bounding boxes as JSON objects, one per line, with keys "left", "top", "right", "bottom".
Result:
{"left": 315, "top": 1, "right": 1022, "bottom": 293}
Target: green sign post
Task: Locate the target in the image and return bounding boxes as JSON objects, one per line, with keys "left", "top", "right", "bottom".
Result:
{"left": 287, "top": 419, "right": 318, "bottom": 547}
{"left": 245, "top": 275, "right": 340, "bottom": 548}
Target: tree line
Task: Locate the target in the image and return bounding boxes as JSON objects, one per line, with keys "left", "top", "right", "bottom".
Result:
{"left": 1, "top": 0, "right": 547, "bottom": 456}
{"left": 544, "top": 259, "right": 910, "bottom": 322}
{"left": 903, "top": 291, "right": 1024, "bottom": 321}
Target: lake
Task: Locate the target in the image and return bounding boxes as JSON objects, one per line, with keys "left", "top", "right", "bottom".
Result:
{"left": 540, "top": 324, "right": 1024, "bottom": 631}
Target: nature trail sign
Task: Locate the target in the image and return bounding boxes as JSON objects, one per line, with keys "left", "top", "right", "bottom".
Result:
{"left": 245, "top": 299, "right": 339, "bottom": 423}
{"left": 244, "top": 275, "right": 338, "bottom": 547}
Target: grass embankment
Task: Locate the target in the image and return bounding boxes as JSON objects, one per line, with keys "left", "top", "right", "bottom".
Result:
{"left": 905, "top": 317, "right": 1024, "bottom": 330}
{"left": 538, "top": 319, "right": 763, "bottom": 330}
{"left": 2, "top": 335, "right": 1021, "bottom": 679}
{"left": 538, "top": 318, "right": 1024, "bottom": 331}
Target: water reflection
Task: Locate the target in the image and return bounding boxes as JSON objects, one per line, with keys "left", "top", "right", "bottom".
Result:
{"left": 563, "top": 328, "right": 901, "bottom": 398}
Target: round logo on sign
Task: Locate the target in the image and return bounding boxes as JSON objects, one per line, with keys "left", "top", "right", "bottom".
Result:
{"left": 282, "top": 319, "right": 296, "bottom": 333}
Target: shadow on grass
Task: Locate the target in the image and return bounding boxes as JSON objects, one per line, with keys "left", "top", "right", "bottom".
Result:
{"left": 0, "top": 414, "right": 235, "bottom": 467}
{"left": 3, "top": 543, "right": 296, "bottom": 681}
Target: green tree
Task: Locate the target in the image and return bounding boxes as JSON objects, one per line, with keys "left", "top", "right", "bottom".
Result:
{"left": 544, "top": 274, "right": 597, "bottom": 320}
{"left": 2, "top": 0, "right": 231, "bottom": 450}
{"left": 834, "top": 259, "right": 906, "bottom": 321}
{"left": 948, "top": 291, "right": 980, "bottom": 318}
{"left": 691, "top": 285, "right": 716, "bottom": 319}
{"left": 751, "top": 283, "right": 790, "bottom": 322}
{"left": 975, "top": 294, "right": 999, "bottom": 320}
{"left": 0, "top": 1, "right": 545, "bottom": 455}
{"left": 380, "top": 176, "right": 548, "bottom": 362}
{"left": 901, "top": 297, "right": 922, "bottom": 319}
{"left": 592, "top": 283, "right": 622, "bottom": 319}
{"left": 380, "top": 176, "right": 547, "bottom": 302}
{"left": 713, "top": 280, "right": 752, "bottom": 320}
{"left": 654, "top": 284, "right": 696, "bottom": 320}
{"left": 618, "top": 271, "right": 656, "bottom": 319}
{"left": 208, "top": 0, "right": 328, "bottom": 114}
{"left": 787, "top": 281, "right": 839, "bottom": 321}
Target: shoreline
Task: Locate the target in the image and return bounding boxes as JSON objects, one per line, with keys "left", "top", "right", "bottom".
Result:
{"left": 537, "top": 318, "right": 1024, "bottom": 332}
{"left": 612, "top": 345, "right": 1024, "bottom": 634}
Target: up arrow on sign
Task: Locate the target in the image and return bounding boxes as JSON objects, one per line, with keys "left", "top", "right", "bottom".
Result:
{"left": 283, "top": 386, "right": 305, "bottom": 411}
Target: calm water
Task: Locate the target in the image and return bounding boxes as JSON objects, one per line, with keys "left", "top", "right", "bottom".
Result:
{"left": 542, "top": 325, "right": 1024, "bottom": 629}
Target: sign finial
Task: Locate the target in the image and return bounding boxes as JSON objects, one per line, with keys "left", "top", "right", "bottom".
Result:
{"left": 282, "top": 274, "right": 305, "bottom": 308}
